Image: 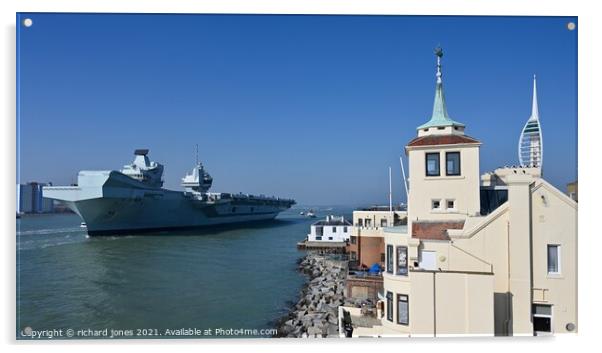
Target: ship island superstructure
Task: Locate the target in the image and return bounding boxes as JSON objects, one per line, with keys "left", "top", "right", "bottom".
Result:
{"left": 43, "top": 149, "right": 295, "bottom": 235}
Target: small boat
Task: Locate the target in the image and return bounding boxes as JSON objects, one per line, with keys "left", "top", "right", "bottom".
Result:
{"left": 307, "top": 210, "right": 316, "bottom": 218}
{"left": 80, "top": 222, "right": 87, "bottom": 228}
{"left": 300, "top": 211, "right": 305, "bottom": 216}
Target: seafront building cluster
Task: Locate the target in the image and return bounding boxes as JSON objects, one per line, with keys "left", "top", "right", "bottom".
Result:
{"left": 300, "top": 48, "right": 577, "bottom": 337}
{"left": 16, "top": 182, "right": 55, "bottom": 214}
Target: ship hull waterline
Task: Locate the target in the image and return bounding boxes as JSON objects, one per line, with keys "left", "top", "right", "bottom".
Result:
{"left": 44, "top": 170, "right": 295, "bottom": 236}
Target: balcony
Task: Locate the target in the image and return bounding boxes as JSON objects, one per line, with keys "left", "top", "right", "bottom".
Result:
{"left": 382, "top": 225, "right": 408, "bottom": 234}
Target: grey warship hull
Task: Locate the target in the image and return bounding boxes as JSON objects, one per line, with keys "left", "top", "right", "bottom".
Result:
{"left": 44, "top": 164, "right": 295, "bottom": 236}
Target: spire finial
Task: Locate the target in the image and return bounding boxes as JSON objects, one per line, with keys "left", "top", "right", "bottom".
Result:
{"left": 434, "top": 46, "right": 443, "bottom": 84}
{"left": 416, "top": 46, "right": 465, "bottom": 131}
{"left": 431, "top": 46, "right": 449, "bottom": 119}
{"left": 530, "top": 74, "right": 539, "bottom": 121}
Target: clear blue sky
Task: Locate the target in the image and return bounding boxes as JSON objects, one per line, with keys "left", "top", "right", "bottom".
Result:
{"left": 16, "top": 14, "right": 577, "bottom": 206}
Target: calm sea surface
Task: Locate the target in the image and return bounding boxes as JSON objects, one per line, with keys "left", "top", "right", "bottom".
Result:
{"left": 16, "top": 206, "right": 352, "bottom": 339}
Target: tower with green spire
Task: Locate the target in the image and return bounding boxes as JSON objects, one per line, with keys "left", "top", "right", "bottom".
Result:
{"left": 417, "top": 47, "right": 466, "bottom": 136}
{"left": 405, "top": 47, "right": 482, "bottom": 221}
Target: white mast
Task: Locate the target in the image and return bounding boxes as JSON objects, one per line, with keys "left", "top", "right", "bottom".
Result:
{"left": 399, "top": 156, "right": 409, "bottom": 201}
{"left": 530, "top": 75, "right": 539, "bottom": 121}
{"left": 389, "top": 166, "right": 393, "bottom": 212}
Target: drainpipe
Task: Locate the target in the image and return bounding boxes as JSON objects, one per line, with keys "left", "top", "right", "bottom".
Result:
{"left": 433, "top": 272, "right": 437, "bottom": 337}
{"left": 505, "top": 220, "right": 511, "bottom": 335}
{"left": 528, "top": 183, "right": 535, "bottom": 330}
{"left": 358, "top": 228, "right": 361, "bottom": 268}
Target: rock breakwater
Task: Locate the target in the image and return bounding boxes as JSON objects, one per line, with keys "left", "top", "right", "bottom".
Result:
{"left": 275, "top": 253, "right": 347, "bottom": 338}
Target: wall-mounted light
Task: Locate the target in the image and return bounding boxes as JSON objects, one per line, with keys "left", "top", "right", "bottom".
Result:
{"left": 541, "top": 194, "right": 548, "bottom": 206}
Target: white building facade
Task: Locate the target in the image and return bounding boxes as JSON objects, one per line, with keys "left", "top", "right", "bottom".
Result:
{"left": 307, "top": 215, "right": 352, "bottom": 242}
{"left": 358, "top": 48, "right": 577, "bottom": 337}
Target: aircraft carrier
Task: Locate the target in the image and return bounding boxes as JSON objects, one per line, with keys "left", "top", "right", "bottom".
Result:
{"left": 43, "top": 149, "right": 296, "bottom": 236}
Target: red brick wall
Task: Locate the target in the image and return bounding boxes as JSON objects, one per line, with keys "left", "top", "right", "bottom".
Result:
{"left": 351, "top": 237, "right": 384, "bottom": 269}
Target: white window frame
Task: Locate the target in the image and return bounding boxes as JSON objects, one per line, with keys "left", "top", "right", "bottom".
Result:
{"left": 397, "top": 294, "right": 409, "bottom": 325}
{"left": 445, "top": 199, "right": 456, "bottom": 212}
{"left": 547, "top": 244, "right": 561, "bottom": 276}
{"left": 431, "top": 199, "right": 442, "bottom": 212}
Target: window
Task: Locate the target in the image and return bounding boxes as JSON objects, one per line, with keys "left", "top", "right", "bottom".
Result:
{"left": 547, "top": 245, "right": 561, "bottom": 274}
{"left": 397, "top": 294, "right": 409, "bottom": 325}
{"left": 446, "top": 152, "right": 461, "bottom": 176}
{"left": 432, "top": 199, "right": 441, "bottom": 210}
{"left": 386, "top": 245, "right": 394, "bottom": 273}
{"left": 380, "top": 218, "right": 388, "bottom": 227}
{"left": 365, "top": 219, "right": 372, "bottom": 227}
{"left": 386, "top": 292, "right": 393, "bottom": 322}
{"left": 419, "top": 250, "right": 437, "bottom": 270}
{"left": 316, "top": 226, "right": 323, "bottom": 236}
{"left": 447, "top": 199, "right": 455, "bottom": 210}
{"left": 357, "top": 219, "right": 363, "bottom": 227}
{"left": 533, "top": 304, "right": 552, "bottom": 334}
{"left": 350, "top": 236, "right": 357, "bottom": 244}
{"left": 426, "top": 153, "right": 440, "bottom": 176}
{"left": 343, "top": 226, "right": 348, "bottom": 233}
{"left": 380, "top": 253, "right": 385, "bottom": 262}
{"left": 396, "top": 246, "right": 408, "bottom": 275}
{"left": 328, "top": 237, "right": 333, "bottom": 240}
{"left": 332, "top": 227, "right": 336, "bottom": 233}
{"left": 350, "top": 251, "right": 357, "bottom": 261}
{"left": 316, "top": 236, "right": 322, "bottom": 241}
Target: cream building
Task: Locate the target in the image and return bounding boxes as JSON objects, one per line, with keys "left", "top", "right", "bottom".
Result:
{"left": 347, "top": 207, "right": 407, "bottom": 268}
{"left": 351, "top": 48, "right": 577, "bottom": 337}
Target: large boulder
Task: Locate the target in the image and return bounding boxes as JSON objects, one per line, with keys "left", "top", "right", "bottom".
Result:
{"left": 307, "top": 326, "right": 322, "bottom": 337}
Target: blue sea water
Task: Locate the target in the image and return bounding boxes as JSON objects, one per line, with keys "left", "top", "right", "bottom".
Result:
{"left": 16, "top": 206, "right": 352, "bottom": 339}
